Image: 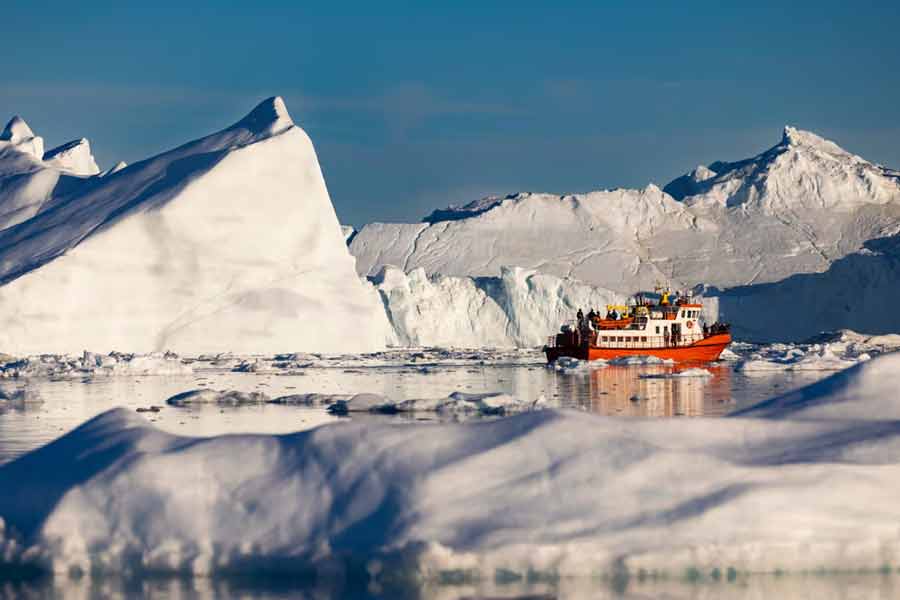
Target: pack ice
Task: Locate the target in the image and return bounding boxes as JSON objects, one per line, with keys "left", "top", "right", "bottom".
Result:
{"left": 0, "top": 98, "right": 392, "bottom": 354}
{"left": 350, "top": 127, "right": 900, "bottom": 293}
{"left": 4, "top": 352, "right": 900, "bottom": 579}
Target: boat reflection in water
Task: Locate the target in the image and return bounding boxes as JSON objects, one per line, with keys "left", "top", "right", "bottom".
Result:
{"left": 574, "top": 364, "right": 734, "bottom": 417}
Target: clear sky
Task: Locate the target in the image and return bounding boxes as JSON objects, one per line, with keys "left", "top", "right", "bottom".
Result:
{"left": 4, "top": 1, "right": 899, "bottom": 226}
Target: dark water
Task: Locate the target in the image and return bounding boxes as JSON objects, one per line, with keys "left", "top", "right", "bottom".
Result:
{"left": 2, "top": 571, "right": 898, "bottom": 599}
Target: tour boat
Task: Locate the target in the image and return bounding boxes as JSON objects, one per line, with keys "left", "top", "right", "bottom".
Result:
{"left": 544, "top": 293, "right": 731, "bottom": 363}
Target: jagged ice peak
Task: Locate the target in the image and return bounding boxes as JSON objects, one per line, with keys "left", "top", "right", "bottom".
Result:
{"left": 232, "top": 96, "right": 294, "bottom": 136}
{"left": 0, "top": 115, "right": 35, "bottom": 143}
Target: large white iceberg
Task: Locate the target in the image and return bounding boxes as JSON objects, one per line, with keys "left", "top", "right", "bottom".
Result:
{"left": 0, "top": 98, "right": 393, "bottom": 354}
{"left": 350, "top": 127, "right": 900, "bottom": 293}
{"left": 4, "top": 353, "right": 900, "bottom": 579}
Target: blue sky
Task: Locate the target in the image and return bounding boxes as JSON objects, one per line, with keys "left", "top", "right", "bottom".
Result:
{"left": 4, "top": 1, "right": 900, "bottom": 226}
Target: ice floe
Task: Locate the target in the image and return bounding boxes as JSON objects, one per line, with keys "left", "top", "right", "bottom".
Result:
{"left": 639, "top": 367, "right": 713, "bottom": 379}
{"left": 0, "top": 351, "right": 192, "bottom": 379}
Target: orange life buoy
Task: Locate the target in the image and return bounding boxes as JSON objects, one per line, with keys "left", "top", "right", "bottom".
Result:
{"left": 686, "top": 320, "right": 694, "bottom": 329}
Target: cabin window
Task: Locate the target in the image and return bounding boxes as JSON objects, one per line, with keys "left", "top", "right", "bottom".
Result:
{"left": 617, "top": 336, "right": 624, "bottom": 343}
{"left": 602, "top": 336, "right": 608, "bottom": 342}
{"left": 655, "top": 326, "right": 660, "bottom": 334}
{"left": 641, "top": 336, "right": 647, "bottom": 342}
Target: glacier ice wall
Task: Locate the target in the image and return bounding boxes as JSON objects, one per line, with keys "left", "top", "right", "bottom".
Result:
{"left": 373, "top": 265, "right": 622, "bottom": 348}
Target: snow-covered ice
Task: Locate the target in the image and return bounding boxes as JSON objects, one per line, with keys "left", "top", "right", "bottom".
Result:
{"left": 166, "top": 388, "right": 270, "bottom": 406}
{"left": 374, "top": 264, "right": 621, "bottom": 348}
{"left": 327, "top": 390, "right": 544, "bottom": 416}
{"left": 731, "top": 351, "right": 900, "bottom": 420}
{"left": 0, "top": 351, "right": 192, "bottom": 379}
{"left": 5, "top": 355, "right": 900, "bottom": 579}
{"left": 734, "top": 334, "right": 879, "bottom": 374}
{"left": 550, "top": 356, "right": 608, "bottom": 374}
{"left": 0, "top": 99, "right": 393, "bottom": 355}
{"left": 351, "top": 127, "right": 900, "bottom": 297}
{"left": 639, "top": 367, "right": 712, "bottom": 379}
{"left": 607, "top": 355, "right": 676, "bottom": 366}
{"left": 347, "top": 126, "right": 900, "bottom": 342}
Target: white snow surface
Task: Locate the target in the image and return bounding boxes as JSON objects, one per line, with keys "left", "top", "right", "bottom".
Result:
{"left": 42, "top": 138, "right": 100, "bottom": 176}
{"left": 0, "top": 98, "right": 393, "bottom": 354}
{"left": 731, "top": 350, "right": 900, "bottom": 420}
{"left": 5, "top": 360, "right": 900, "bottom": 578}
{"left": 350, "top": 127, "right": 900, "bottom": 296}
{"left": 374, "top": 265, "right": 621, "bottom": 348}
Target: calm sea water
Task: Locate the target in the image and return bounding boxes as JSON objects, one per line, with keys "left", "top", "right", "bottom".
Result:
{"left": 0, "top": 359, "right": 828, "bottom": 465}
{"left": 1, "top": 571, "right": 897, "bottom": 599}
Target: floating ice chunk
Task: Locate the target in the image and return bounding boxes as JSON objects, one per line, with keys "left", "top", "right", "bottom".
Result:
{"left": 735, "top": 343, "right": 861, "bottom": 374}
{"left": 0, "top": 385, "right": 42, "bottom": 410}
{"left": 550, "top": 356, "right": 608, "bottom": 373}
{"left": 639, "top": 367, "right": 712, "bottom": 379}
{"left": 166, "top": 389, "right": 270, "bottom": 406}
{"left": 717, "top": 347, "right": 741, "bottom": 362}
{"left": 608, "top": 355, "right": 675, "bottom": 366}
{"left": 326, "top": 393, "right": 394, "bottom": 414}
{"left": 0, "top": 351, "right": 191, "bottom": 379}
{"left": 326, "top": 390, "right": 541, "bottom": 416}
{"left": 269, "top": 393, "right": 349, "bottom": 406}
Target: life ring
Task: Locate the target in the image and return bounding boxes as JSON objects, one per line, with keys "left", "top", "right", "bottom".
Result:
{"left": 686, "top": 320, "right": 694, "bottom": 329}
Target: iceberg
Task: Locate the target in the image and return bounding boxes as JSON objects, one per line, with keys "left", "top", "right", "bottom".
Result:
{"left": 350, "top": 126, "right": 900, "bottom": 342}
{"left": 0, "top": 98, "right": 393, "bottom": 355}
{"left": 374, "top": 265, "right": 621, "bottom": 348}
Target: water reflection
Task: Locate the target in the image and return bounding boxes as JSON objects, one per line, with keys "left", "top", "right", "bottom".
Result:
{"left": 581, "top": 365, "right": 734, "bottom": 417}
{"left": 1, "top": 361, "right": 829, "bottom": 465}
{"left": 2, "top": 572, "right": 898, "bottom": 599}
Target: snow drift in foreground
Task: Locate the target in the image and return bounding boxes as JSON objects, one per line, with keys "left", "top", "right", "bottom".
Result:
{"left": 0, "top": 99, "right": 393, "bottom": 355}
{"left": 374, "top": 265, "right": 621, "bottom": 347}
{"left": 731, "top": 350, "right": 900, "bottom": 420}
{"left": 5, "top": 353, "right": 900, "bottom": 579}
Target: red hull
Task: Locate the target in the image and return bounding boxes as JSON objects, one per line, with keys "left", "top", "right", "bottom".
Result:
{"left": 545, "top": 333, "right": 732, "bottom": 364}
